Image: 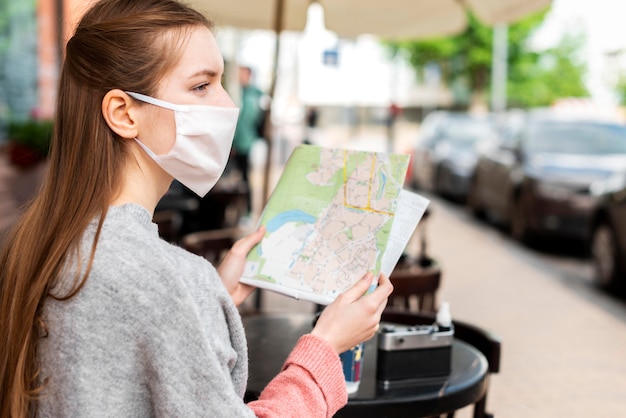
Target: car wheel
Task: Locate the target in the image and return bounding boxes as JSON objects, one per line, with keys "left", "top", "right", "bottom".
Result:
{"left": 591, "top": 221, "right": 620, "bottom": 290}
{"left": 510, "top": 192, "right": 532, "bottom": 244}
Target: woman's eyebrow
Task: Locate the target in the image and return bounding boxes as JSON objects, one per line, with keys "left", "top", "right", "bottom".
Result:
{"left": 188, "top": 69, "right": 220, "bottom": 78}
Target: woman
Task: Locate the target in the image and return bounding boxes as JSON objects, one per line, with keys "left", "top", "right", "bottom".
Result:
{"left": 0, "top": 0, "right": 393, "bottom": 417}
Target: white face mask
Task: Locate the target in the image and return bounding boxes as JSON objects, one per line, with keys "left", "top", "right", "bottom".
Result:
{"left": 126, "top": 91, "right": 239, "bottom": 197}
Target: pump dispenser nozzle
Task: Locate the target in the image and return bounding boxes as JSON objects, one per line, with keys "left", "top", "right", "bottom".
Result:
{"left": 436, "top": 301, "right": 452, "bottom": 331}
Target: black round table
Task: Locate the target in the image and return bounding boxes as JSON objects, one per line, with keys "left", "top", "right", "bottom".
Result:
{"left": 243, "top": 312, "right": 489, "bottom": 417}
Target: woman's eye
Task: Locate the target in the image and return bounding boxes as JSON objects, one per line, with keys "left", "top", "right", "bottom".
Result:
{"left": 193, "top": 83, "right": 210, "bottom": 92}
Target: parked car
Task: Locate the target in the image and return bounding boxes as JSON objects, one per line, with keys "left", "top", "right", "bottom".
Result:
{"left": 589, "top": 174, "right": 626, "bottom": 291}
{"left": 411, "top": 111, "right": 496, "bottom": 201}
{"left": 468, "top": 110, "right": 626, "bottom": 244}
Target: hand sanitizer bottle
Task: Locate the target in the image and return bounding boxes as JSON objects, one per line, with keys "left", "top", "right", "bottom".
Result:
{"left": 436, "top": 301, "right": 452, "bottom": 332}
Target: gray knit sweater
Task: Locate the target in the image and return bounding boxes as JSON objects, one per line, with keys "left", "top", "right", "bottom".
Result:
{"left": 37, "top": 204, "right": 255, "bottom": 417}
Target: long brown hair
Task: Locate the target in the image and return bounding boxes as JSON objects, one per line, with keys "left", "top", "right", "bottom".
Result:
{"left": 0, "top": 1, "right": 213, "bottom": 416}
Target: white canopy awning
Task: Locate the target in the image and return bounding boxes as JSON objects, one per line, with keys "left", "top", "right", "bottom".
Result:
{"left": 190, "top": 0, "right": 552, "bottom": 39}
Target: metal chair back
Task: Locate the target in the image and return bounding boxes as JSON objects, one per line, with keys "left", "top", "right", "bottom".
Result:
{"left": 388, "top": 260, "right": 441, "bottom": 313}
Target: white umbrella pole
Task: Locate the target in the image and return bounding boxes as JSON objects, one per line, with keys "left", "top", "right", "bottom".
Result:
{"left": 490, "top": 24, "right": 508, "bottom": 112}
{"left": 261, "top": 0, "right": 285, "bottom": 204}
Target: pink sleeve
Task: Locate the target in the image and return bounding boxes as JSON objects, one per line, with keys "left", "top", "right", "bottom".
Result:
{"left": 247, "top": 334, "right": 348, "bottom": 418}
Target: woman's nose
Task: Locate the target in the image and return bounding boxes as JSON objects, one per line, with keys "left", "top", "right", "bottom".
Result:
{"left": 217, "top": 84, "right": 237, "bottom": 109}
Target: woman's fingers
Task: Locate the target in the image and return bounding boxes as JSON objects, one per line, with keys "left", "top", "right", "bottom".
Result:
{"left": 311, "top": 272, "right": 393, "bottom": 353}
{"left": 230, "top": 226, "right": 265, "bottom": 257}
{"left": 337, "top": 272, "right": 374, "bottom": 303}
{"left": 371, "top": 273, "right": 394, "bottom": 301}
{"left": 340, "top": 272, "right": 393, "bottom": 310}
{"left": 219, "top": 225, "right": 264, "bottom": 271}
{"left": 217, "top": 226, "right": 265, "bottom": 302}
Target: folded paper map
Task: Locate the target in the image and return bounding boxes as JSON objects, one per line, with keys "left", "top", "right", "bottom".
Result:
{"left": 240, "top": 144, "right": 429, "bottom": 305}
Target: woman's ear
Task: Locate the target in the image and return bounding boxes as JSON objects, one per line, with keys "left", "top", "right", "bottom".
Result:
{"left": 102, "top": 89, "right": 140, "bottom": 139}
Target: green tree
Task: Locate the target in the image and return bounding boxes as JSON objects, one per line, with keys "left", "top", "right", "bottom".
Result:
{"left": 508, "top": 33, "right": 588, "bottom": 107}
{"left": 388, "top": 9, "right": 589, "bottom": 109}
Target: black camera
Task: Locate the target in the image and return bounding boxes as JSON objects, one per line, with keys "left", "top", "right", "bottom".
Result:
{"left": 376, "top": 323, "right": 453, "bottom": 387}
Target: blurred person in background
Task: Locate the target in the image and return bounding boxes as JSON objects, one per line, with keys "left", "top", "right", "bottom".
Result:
{"left": 304, "top": 106, "right": 319, "bottom": 145}
{"left": 0, "top": 0, "right": 392, "bottom": 416}
{"left": 231, "top": 65, "right": 264, "bottom": 217}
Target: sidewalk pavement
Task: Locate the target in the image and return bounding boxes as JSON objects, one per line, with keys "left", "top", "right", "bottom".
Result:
{"left": 416, "top": 194, "right": 626, "bottom": 417}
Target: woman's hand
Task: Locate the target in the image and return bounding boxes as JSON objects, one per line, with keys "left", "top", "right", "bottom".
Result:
{"left": 311, "top": 272, "right": 393, "bottom": 353}
{"left": 217, "top": 226, "right": 265, "bottom": 306}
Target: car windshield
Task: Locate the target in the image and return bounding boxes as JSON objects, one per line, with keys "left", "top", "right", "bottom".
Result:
{"left": 526, "top": 121, "right": 626, "bottom": 154}
{"left": 441, "top": 120, "right": 494, "bottom": 150}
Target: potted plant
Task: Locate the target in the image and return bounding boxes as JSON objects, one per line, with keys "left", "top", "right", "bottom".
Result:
{"left": 6, "top": 118, "right": 53, "bottom": 169}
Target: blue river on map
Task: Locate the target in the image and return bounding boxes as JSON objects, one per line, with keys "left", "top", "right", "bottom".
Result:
{"left": 265, "top": 209, "right": 317, "bottom": 232}
{"left": 376, "top": 171, "right": 387, "bottom": 200}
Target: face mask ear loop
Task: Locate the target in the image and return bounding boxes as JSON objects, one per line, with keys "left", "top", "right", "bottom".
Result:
{"left": 134, "top": 138, "right": 163, "bottom": 161}
{"left": 125, "top": 91, "right": 189, "bottom": 112}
